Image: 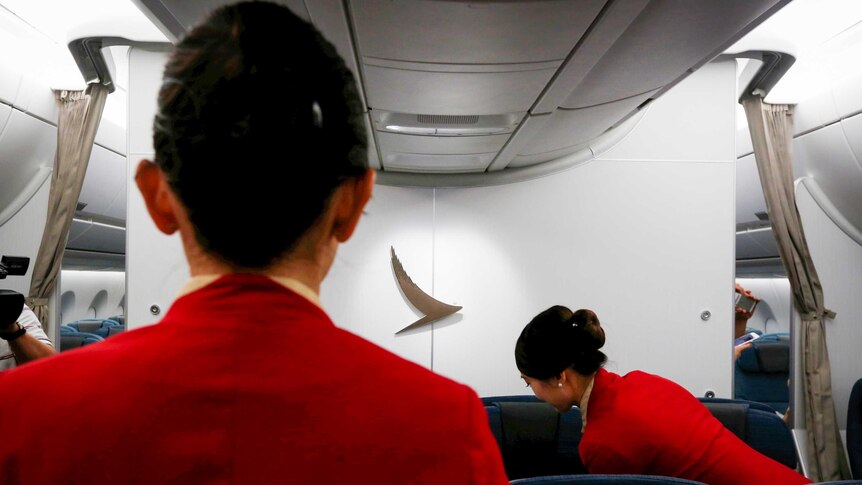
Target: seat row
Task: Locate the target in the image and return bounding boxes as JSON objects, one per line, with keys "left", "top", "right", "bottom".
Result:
{"left": 482, "top": 395, "right": 799, "bottom": 483}
{"left": 59, "top": 318, "right": 125, "bottom": 351}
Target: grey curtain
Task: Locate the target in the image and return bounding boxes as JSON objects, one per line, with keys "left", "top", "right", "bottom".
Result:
{"left": 27, "top": 85, "right": 109, "bottom": 331}
{"left": 741, "top": 95, "right": 850, "bottom": 481}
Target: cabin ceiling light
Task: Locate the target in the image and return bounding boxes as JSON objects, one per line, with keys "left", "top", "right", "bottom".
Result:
{"left": 376, "top": 111, "right": 522, "bottom": 136}
{"left": 384, "top": 124, "right": 510, "bottom": 135}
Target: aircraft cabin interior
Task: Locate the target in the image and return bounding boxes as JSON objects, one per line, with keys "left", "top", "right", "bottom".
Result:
{"left": 0, "top": 0, "right": 861, "bottom": 482}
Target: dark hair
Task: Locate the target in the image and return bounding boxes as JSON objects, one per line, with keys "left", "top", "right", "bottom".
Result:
{"left": 515, "top": 306, "right": 607, "bottom": 380}
{"left": 153, "top": 1, "right": 368, "bottom": 268}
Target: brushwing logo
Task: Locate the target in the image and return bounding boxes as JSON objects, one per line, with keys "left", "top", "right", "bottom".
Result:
{"left": 390, "top": 247, "right": 462, "bottom": 334}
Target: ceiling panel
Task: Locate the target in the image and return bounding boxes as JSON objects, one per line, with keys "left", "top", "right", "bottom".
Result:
{"left": 350, "top": 0, "right": 605, "bottom": 65}
{"left": 564, "top": 0, "right": 785, "bottom": 109}
{"left": 129, "top": 0, "right": 791, "bottom": 183}
{"left": 66, "top": 221, "right": 125, "bottom": 254}
{"left": 519, "top": 90, "right": 657, "bottom": 161}
{"left": 362, "top": 61, "right": 559, "bottom": 116}
{"left": 736, "top": 229, "right": 778, "bottom": 260}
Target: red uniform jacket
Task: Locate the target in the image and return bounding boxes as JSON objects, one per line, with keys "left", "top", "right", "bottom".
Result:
{"left": 0, "top": 275, "right": 508, "bottom": 484}
{"left": 580, "top": 368, "right": 811, "bottom": 484}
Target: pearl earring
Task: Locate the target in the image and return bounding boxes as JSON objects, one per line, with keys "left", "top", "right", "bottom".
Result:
{"left": 557, "top": 382, "right": 563, "bottom": 388}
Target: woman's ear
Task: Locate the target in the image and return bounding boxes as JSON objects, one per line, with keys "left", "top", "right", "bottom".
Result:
{"left": 332, "top": 169, "right": 376, "bottom": 242}
{"left": 135, "top": 160, "right": 179, "bottom": 235}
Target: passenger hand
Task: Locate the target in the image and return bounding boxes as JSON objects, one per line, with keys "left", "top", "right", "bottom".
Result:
{"left": 734, "top": 341, "right": 751, "bottom": 360}
{"left": 734, "top": 284, "right": 760, "bottom": 321}
{"left": 735, "top": 305, "right": 754, "bottom": 321}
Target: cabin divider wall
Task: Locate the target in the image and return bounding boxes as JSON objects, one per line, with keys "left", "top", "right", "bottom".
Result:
{"left": 127, "top": 48, "right": 737, "bottom": 398}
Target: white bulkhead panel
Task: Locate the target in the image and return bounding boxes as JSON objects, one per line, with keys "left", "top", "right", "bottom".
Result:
{"left": 126, "top": 46, "right": 187, "bottom": 329}
{"left": 323, "top": 185, "right": 435, "bottom": 370}
{"left": 599, "top": 61, "right": 737, "bottom": 163}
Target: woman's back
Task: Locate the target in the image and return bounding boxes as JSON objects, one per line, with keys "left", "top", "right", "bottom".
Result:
{"left": 581, "top": 368, "right": 810, "bottom": 485}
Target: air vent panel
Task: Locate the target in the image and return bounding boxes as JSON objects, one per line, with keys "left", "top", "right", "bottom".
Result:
{"left": 417, "top": 114, "right": 479, "bottom": 125}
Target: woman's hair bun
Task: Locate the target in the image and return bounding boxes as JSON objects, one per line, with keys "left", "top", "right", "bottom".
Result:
{"left": 570, "top": 309, "right": 605, "bottom": 351}
{"left": 516, "top": 305, "right": 607, "bottom": 379}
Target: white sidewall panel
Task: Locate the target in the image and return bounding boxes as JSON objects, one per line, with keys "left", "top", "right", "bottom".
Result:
{"left": 0, "top": 180, "right": 50, "bottom": 295}
{"left": 59, "top": 270, "right": 126, "bottom": 324}
{"left": 796, "top": 182, "right": 862, "bottom": 430}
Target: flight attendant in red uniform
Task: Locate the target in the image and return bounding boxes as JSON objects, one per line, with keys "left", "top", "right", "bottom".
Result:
{"left": 515, "top": 306, "right": 812, "bottom": 485}
{"left": 0, "top": 3, "right": 508, "bottom": 484}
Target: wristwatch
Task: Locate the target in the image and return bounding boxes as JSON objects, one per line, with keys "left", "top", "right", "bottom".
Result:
{"left": 0, "top": 323, "right": 26, "bottom": 342}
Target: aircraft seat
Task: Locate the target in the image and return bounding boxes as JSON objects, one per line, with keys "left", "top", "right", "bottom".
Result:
{"left": 508, "top": 475, "right": 706, "bottom": 484}
{"left": 59, "top": 332, "right": 104, "bottom": 351}
{"left": 698, "top": 398, "right": 796, "bottom": 469}
{"left": 66, "top": 319, "right": 123, "bottom": 337}
{"left": 734, "top": 333, "right": 790, "bottom": 413}
{"left": 482, "top": 395, "right": 796, "bottom": 473}
{"left": 848, "top": 377, "right": 862, "bottom": 479}
{"left": 483, "top": 398, "right": 585, "bottom": 480}
{"left": 102, "top": 326, "right": 125, "bottom": 338}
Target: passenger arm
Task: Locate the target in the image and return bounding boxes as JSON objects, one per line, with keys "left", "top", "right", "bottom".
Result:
{"left": 6, "top": 327, "right": 57, "bottom": 365}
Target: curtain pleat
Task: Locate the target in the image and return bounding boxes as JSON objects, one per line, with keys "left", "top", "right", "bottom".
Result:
{"left": 741, "top": 95, "right": 850, "bottom": 481}
{"left": 27, "top": 85, "right": 109, "bottom": 332}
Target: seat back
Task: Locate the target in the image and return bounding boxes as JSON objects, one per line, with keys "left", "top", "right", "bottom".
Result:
{"left": 699, "top": 398, "right": 796, "bottom": 469}
{"left": 848, "top": 378, "right": 862, "bottom": 479}
{"left": 108, "top": 315, "right": 126, "bottom": 325}
{"left": 102, "top": 326, "right": 125, "bottom": 338}
{"left": 60, "top": 332, "right": 104, "bottom": 351}
{"left": 484, "top": 398, "right": 585, "bottom": 479}
{"left": 734, "top": 333, "right": 790, "bottom": 413}
{"left": 509, "top": 474, "right": 707, "bottom": 484}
